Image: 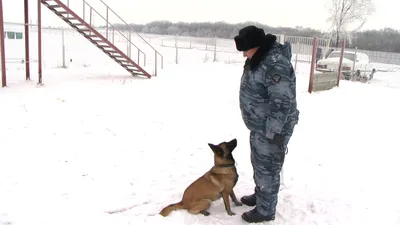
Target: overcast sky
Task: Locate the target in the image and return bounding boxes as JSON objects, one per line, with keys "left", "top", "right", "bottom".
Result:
{"left": 2, "top": 0, "right": 399, "bottom": 31}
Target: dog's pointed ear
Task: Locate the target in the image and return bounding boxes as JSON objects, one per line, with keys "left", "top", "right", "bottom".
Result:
{"left": 208, "top": 143, "right": 224, "bottom": 156}
{"left": 226, "top": 138, "right": 237, "bottom": 152}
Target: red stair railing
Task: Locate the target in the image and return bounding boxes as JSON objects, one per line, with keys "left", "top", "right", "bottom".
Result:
{"left": 63, "top": 0, "right": 163, "bottom": 75}
{"left": 99, "top": 0, "right": 164, "bottom": 76}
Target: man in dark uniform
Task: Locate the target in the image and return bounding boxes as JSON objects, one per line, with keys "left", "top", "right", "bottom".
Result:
{"left": 234, "top": 26, "right": 300, "bottom": 223}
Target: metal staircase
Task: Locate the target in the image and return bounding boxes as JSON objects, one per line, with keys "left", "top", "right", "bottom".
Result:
{"left": 40, "top": 0, "right": 163, "bottom": 78}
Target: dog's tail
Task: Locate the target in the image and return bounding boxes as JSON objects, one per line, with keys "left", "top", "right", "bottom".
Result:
{"left": 159, "top": 201, "right": 184, "bottom": 217}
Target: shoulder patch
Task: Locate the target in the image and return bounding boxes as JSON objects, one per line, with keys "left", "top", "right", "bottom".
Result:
{"left": 272, "top": 74, "right": 281, "bottom": 83}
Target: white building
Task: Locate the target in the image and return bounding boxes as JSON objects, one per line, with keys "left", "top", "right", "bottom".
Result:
{"left": 4, "top": 23, "right": 24, "bottom": 40}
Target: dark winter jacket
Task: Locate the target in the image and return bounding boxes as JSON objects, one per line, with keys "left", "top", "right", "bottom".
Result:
{"left": 239, "top": 38, "right": 299, "bottom": 141}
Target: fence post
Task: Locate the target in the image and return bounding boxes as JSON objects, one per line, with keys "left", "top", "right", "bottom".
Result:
{"left": 352, "top": 46, "right": 358, "bottom": 78}
{"left": 175, "top": 34, "right": 178, "bottom": 64}
{"left": 62, "top": 28, "right": 66, "bottom": 68}
{"left": 213, "top": 36, "right": 217, "bottom": 62}
{"left": 294, "top": 41, "right": 299, "bottom": 72}
{"left": 308, "top": 37, "right": 318, "bottom": 93}
{"left": 279, "top": 34, "right": 285, "bottom": 44}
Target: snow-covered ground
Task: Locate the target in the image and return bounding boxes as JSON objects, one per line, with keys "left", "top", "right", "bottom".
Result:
{"left": 370, "top": 71, "right": 400, "bottom": 89}
{"left": 1, "top": 33, "right": 400, "bottom": 225}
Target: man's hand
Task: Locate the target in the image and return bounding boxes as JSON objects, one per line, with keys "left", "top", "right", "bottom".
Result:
{"left": 267, "top": 134, "right": 285, "bottom": 151}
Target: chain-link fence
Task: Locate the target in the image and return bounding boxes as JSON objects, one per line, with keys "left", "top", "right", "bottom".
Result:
{"left": 2, "top": 22, "right": 400, "bottom": 72}
{"left": 142, "top": 33, "right": 400, "bottom": 72}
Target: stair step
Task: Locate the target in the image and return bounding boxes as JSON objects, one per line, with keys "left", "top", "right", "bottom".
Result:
{"left": 118, "top": 61, "right": 132, "bottom": 66}
{"left": 96, "top": 43, "right": 110, "bottom": 47}
{"left": 128, "top": 69, "right": 141, "bottom": 73}
{"left": 130, "top": 72, "right": 144, "bottom": 76}
{"left": 119, "top": 61, "right": 131, "bottom": 65}
{"left": 116, "top": 61, "right": 138, "bottom": 69}
{"left": 126, "top": 67, "right": 140, "bottom": 71}
{"left": 125, "top": 65, "right": 138, "bottom": 68}
{"left": 109, "top": 54, "right": 123, "bottom": 57}
{"left": 108, "top": 53, "right": 123, "bottom": 58}
{"left": 85, "top": 34, "right": 101, "bottom": 38}
{"left": 104, "top": 49, "right": 118, "bottom": 53}
{"left": 59, "top": 14, "right": 78, "bottom": 20}
{"left": 48, "top": 5, "right": 62, "bottom": 9}
{"left": 70, "top": 23, "right": 85, "bottom": 27}
{"left": 55, "top": 11, "right": 69, "bottom": 14}
{"left": 97, "top": 46, "right": 121, "bottom": 55}
{"left": 90, "top": 38, "right": 106, "bottom": 42}
{"left": 126, "top": 66, "right": 140, "bottom": 71}
{"left": 65, "top": 20, "right": 83, "bottom": 25}
{"left": 91, "top": 42, "right": 109, "bottom": 48}
{"left": 89, "top": 39, "right": 106, "bottom": 44}
{"left": 78, "top": 29, "right": 92, "bottom": 33}
{"left": 129, "top": 69, "right": 141, "bottom": 73}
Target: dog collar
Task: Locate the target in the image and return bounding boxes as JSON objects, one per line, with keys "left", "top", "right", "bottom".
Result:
{"left": 216, "top": 163, "right": 236, "bottom": 168}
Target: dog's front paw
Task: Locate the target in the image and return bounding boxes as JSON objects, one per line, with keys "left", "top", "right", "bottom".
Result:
{"left": 227, "top": 211, "right": 236, "bottom": 216}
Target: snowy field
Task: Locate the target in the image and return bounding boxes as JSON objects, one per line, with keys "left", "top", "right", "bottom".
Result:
{"left": 1, "top": 34, "right": 400, "bottom": 225}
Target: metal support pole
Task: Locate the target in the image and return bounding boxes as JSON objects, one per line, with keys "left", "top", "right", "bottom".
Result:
{"left": 106, "top": 7, "right": 108, "bottom": 39}
{"left": 24, "top": 0, "right": 30, "bottom": 80}
{"left": 0, "top": 0, "right": 6, "bottom": 87}
{"left": 128, "top": 31, "right": 131, "bottom": 58}
{"left": 137, "top": 49, "right": 140, "bottom": 65}
{"left": 155, "top": 51, "right": 157, "bottom": 76}
{"left": 37, "top": 0, "right": 43, "bottom": 84}
{"left": 82, "top": 0, "right": 85, "bottom": 20}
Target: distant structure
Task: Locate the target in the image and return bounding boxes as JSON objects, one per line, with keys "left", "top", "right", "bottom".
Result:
{"left": 4, "top": 23, "right": 24, "bottom": 40}
{"left": 1, "top": 0, "right": 162, "bottom": 88}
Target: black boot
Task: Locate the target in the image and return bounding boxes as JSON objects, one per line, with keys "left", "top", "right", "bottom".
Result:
{"left": 240, "top": 194, "right": 256, "bottom": 206}
{"left": 241, "top": 208, "right": 275, "bottom": 223}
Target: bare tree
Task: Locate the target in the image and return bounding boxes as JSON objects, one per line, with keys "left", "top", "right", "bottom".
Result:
{"left": 326, "top": 0, "right": 375, "bottom": 47}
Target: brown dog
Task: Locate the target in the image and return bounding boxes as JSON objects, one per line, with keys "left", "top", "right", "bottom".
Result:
{"left": 159, "top": 138, "right": 242, "bottom": 217}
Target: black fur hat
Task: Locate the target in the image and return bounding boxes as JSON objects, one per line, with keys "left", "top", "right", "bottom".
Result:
{"left": 234, "top": 25, "right": 266, "bottom": 51}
